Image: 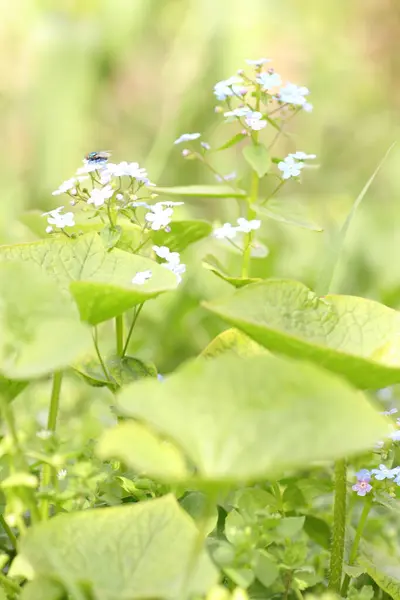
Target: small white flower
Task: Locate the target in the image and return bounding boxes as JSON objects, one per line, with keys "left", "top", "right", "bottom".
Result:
{"left": 42, "top": 206, "right": 75, "bottom": 229}
{"left": 132, "top": 270, "right": 152, "bottom": 285}
{"left": 162, "top": 261, "right": 186, "bottom": 284}
{"left": 36, "top": 429, "right": 53, "bottom": 440}
{"left": 256, "top": 72, "right": 282, "bottom": 90}
{"left": 57, "top": 469, "right": 67, "bottom": 481}
{"left": 236, "top": 217, "right": 261, "bottom": 233}
{"left": 278, "top": 82, "right": 310, "bottom": 106}
{"left": 152, "top": 245, "right": 180, "bottom": 266}
{"left": 145, "top": 206, "right": 173, "bottom": 230}
{"left": 45, "top": 226, "right": 53, "bottom": 234}
{"left": 303, "top": 102, "right": 313, "bottom": 113}
{"left": 116, "top": 193, "right": 124, "bottom": 201}
{"left": 87, "top": 184, "right": 114, "bottom": 207}
{"left": 100, "top": 162, "right": 151, "bottom": 185}
{"left": 289, "top": 152, "right": 317, "bottom": 160}
{"left": 52, "top": 178, "right": 77, "bottom": 196}
{"left": 213, "top": 223, "right": 238, "bottom": 240}
{"left": 245, "top": 111, "right": 267, "bottom": 131}
{"left": 215, "top": 171, "right": 237, "bottom": 182}
{"left": 174, "top": 133, "right": 201, "bottom": 145}
{"left": 224, "top": 107, "right": 251, "bottom": 118}
{"left": 214, "top": 76, "right": 244, "bottom": 101}
{"left": 246, "top": 58, "right": 272, "bottom": 66}
{"left": 278, "top": 155, "right": 305, "bottom": 179}
{"left": 201, "top": 142, "right": 211, "bottom": 151}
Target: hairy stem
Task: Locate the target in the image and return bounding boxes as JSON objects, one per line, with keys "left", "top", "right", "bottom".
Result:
{"left": 40, "top": 371, "right": 63, "bottom": 521}
{"left": 329, "top": 459, "right": 347, "bottom": 592}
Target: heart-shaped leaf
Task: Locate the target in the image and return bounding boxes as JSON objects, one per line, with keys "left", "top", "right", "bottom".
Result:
{"left": 74, "top": 355, "right": 157, "bottom": 391}
{"left": 0, "top": 233, "right": 177, "bottom": 325}
{"left": 151, "top": 220, "right": 212, "bottom": 252}
{"left": 0, "top": 262, "right": 91, "bottom": 379}
{"left": 116, "top": 353, "right": 386, "bottom": 482}
{"left": 11, "top": 495, "right": 218, "bottom": 600}
{"left": 204, "top": 279, "right": 400, "bottom": 388}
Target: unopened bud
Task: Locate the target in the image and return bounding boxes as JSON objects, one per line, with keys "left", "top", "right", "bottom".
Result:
{"left": 182, "top": 149, "right": 191, "bottom": 157}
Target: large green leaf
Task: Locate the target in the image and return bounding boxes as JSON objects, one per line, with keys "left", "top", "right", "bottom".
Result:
{"left": 20, "top": 577, "right": 65, "bottom": 600}
{"left": 203, "top": 279, "right": 400, "bottom": 388}
{"left": 11, "top": 495, "right": 218, "bottom": 600}
{"left": 153, "top": 185, "right": 246, "bottom": 198}
{"left": 151, "top": 220, "right": 212, "bottom": 252}
{"left": 97, "top": 421, "right": 189, "bottom": 480}
{"left": 0, "top": 375, "right": 28, "bottom": 403}
{"left": 360, "top": 548, "right": 400, "bottom": 600}
{"left": 0, "top": 233, "right": 177, "bottom": 325}
{"left": 116, "top": 354, "right": 386, "bottom": 482}
{"left": 0, "top": 262, "right": 91, "bottom": 379}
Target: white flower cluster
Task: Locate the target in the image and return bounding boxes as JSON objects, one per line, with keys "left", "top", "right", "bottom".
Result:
{"left": 277, "top": 152, "right": 316, "bottom": 180}
{"left": 153, "top": 245, "right": 186, "bottom": 284}
{"left": 213, "top": 217, "right": 261, "bottom": 240}
{"left": 214, "top": 58, "right": 313, "bottom": 112}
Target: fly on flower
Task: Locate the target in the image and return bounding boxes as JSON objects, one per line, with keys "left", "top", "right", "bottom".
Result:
{"left": 85, "top": 151, "right": 111, "bottom": 164}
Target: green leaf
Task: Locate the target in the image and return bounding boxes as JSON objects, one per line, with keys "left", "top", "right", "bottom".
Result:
{"left": 0, "top": 262, "right": 91, "bottom": 379}
{"left": 254, "top": 550, "right": 279, "bottom": 587}
{"left": 200, "top": 328, "right": 269, "bottom": 359}
{"left": 243, "top": 144, "right": 271, "bottom": 178}
{"left": 232, "top": 488, "right": 278, "bottom": 518}
{"left": 360, "top": 548, "right": 400, "bottom": 600}
{"left": 151, "top": 220, "right": 212, "bottom": 252}
{"left": 152, "top": 185, "right": 246, "bottom": 198}
{"left": 224, "top": 567, "right": 255, "bottom": 589}
{"left": 0, "top": 233, "right": 177, "bottom": 325}
{"left": 257, "top": 199, "right": 323, "bottom": 231}
{"left": 180, "top": 492, "right": 218, "bottom": 535}
{"left": 74, "top": 355, "right": 157, "bottom": 391}
{"left": 0, "top": 375, "right": 28, "bottom": 403}
{"left": 1, "top": 472, "right": 38, "bottom": 489}
{"left": 97, "top": 421, "right": 189, "bottom": 480}
{"left": 0, "top": 589, "right": 6, "bottom": 600}
{"left": 116, "top": 353, "right": 386, "bottom": 482}
{"left": 202, "top": 258, "right": 261, "bottom": 288}
{"left": 276, "top": 516, "right": 305, "bottom": 538}
{"left": 12, "top": 495, "right": 218, "bottom": 600}
{"left": 304, "top": 516, "right": 331, "bottom": 549}
{"left": 216, "top": 133, "right": 247, "bottom": 151}
{"left": 21, "top": 577, "right": 65, "bottom": 600}
{"left": 203, "top": 279, "right": 400, "bottom": 388}
{"left": 99, "top": 225, "right": 122, "bottom": 250}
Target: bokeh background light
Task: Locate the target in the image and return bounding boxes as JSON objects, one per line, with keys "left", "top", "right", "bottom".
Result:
{"left": 1, "top": 0, "right": 399, "bottom": 371}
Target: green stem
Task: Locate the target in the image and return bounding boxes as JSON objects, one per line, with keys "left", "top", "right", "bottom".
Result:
{"left": 40, "top": 371, "right": 63, "bottom": 521}
{"left": 329, "top": 459, "right": 347, "bottom": 592}
{"left": 122, "top": 304, "right": 144, "bottom": 358}
{"left": 115, "top": 315, "right": 124, "bottom": 357}
{"left": 241, "top": 171, "right": 259, "bottom": 278}
{"left": 1, "top": 401, "right": 40, "bottom": 525}
{"left": 0, "top": 513, "right": 17, "bottom": 550}
{"left": 341, "top": 495, "right": 373, "bottom": 596}
{"left": 261, "top": 180, "right": 285, "bottom": 206}
{"left": 93, "top": 328, "right": 111, "bottom": 382}
{"left": 0, "top": 571, "right": 21, "bottom": 595}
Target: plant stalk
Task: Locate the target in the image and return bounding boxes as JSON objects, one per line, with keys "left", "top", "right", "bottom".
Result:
{"left": 341, "top": 495, "right": 372, "bottom": 596}
{"left": 122, "top": 304, "right": 144, "bottom": 358}
{"left": 115, "top": 315, "right": 124, "bottom": 356}
{"left": 329, "top": 459, "right": 347, "bottom": 592}
{"left": 0, "top": 513, "right": 17, "bottom": 550}
{"left": 40, "top": 371, "right": 63, "bottom": 521}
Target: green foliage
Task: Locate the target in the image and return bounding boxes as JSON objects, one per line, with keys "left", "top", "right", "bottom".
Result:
{"left": 204, "top": 279, "right": 400, "bottom": 388}
{"left": 242, "top": 144, "right": 271, "bottom": 178}
{"left": 115, "top": 353, "right": 386, "bottom": 481}
{"left": 12, "top": 496, "right": 218, "bottom": 599}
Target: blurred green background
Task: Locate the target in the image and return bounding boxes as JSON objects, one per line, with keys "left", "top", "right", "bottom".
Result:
{"left": 1, "top": 0, "right": 399, "bottom": 372}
